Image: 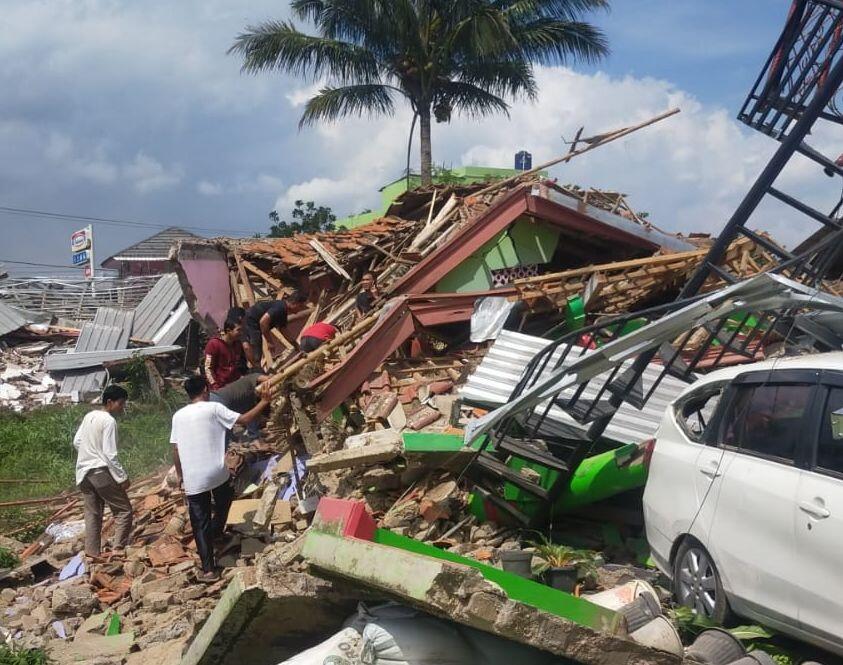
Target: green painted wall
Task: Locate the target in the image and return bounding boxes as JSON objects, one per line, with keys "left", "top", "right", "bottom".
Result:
{"left": 335, "top": 166, "right": 547, "bottom": 229}
{"left": 434, "top": 217, "right": 561, "bottom": 293}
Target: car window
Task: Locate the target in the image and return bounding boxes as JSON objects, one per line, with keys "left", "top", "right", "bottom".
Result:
{"left": 817, "top": 387, "right": 843, "bottom": 476}
{"left": 719, "top": 383, "right": 812, "bottom": 462}
{"left": 675, "top": 383, "right": 725, "bottom": 443}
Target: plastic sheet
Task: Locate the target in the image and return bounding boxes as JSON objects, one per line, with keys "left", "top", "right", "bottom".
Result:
{"left": 469, "top": 297, "right": 516, "bottom": 343}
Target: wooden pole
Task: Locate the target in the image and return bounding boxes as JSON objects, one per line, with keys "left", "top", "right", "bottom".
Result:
{"left": 474, "top": 108, "right": 681, "bottom": 198}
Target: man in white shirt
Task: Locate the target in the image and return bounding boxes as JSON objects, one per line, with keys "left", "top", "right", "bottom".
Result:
{"left": 73, "top": 384, "right": 132, "bottom": 557}
{"left": 171, "top": 375, "right": 271, "bottom": 581}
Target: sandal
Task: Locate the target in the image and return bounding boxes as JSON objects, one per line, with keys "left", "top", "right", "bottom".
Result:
{"left": 198, "top": 570, "right": 221, "bottom": 583}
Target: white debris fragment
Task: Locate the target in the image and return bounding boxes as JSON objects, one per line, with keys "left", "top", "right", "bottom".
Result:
{"left": 0, "top": 383, "right": 22, "bottom": 400}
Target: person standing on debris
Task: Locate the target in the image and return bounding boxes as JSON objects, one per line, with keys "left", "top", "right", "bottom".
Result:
{"left": 171, "top": 375, "right": 272, "bottom": 581}
{"left": 204, "top": 315, "right": 244, "bottom": 391}
{"left": 73, "top": 384, "right": 132, "bottom": 558}
{"left": 242, "top": 291, "right": 309, "bottom": 370}
{"left": 355, "top": 272, "right": 381, "bottom": 319}
{"left": 299, "top": 320, "right": 338, "bottom": 353}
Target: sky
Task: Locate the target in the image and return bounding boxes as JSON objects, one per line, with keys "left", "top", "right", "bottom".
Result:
{"left": 2, "top": 0, "right": 841, "bottom": 276}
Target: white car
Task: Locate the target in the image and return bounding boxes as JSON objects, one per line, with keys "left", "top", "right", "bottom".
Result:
{"left": 643, "top": 352, "right": 843, "bottom": 656}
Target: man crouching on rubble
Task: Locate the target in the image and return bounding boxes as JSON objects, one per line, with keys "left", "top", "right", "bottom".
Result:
{"left": 73, "top": 384, "right": 132, "bottom": 558}
{"left": 170, "top": 375, "right": 271, "bottom": 581}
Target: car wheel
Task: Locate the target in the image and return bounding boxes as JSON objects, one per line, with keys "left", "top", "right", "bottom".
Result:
{"left": 673, "top": 539, "right": 732, "bottom": 624}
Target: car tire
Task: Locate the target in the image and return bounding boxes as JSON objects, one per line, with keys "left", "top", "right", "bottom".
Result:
{"left": 673, "top": 539, "right": 733, "bottom": 624}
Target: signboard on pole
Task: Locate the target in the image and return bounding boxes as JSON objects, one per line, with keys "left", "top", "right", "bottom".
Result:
{"left": 70, "top": 225, "right": 94, "bottom": 279}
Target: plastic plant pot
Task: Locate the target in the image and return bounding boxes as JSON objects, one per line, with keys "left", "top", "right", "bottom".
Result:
{"left": 628, "top": 616, "right": 683, "bottom": 656}
{"left": 730, "top": 653, "right": 776, "bottom": 665}
{"left": 544, "top": 565, "right": 578, "bottom": 593}
{"left": 685, "top": 628, "right": 746, "bottom": 665}
{"left": 618, "top": 592, "right": 662, "bottom": 633}
{"left": 498, "top": 550, "right": 532, "bottom": 578}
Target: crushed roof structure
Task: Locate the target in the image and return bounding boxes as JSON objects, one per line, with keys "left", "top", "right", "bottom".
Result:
{"left": 169, "top": 166, "right": 814, "bottom": 457}
{"left": 0, "top": 302, "right": 48, "bottom": 338}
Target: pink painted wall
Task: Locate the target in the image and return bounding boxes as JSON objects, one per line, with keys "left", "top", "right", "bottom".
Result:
{"left": 176, "top": 245, "right": 231, "bottom": 332}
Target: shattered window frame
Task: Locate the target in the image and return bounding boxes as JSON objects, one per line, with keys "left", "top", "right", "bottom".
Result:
{"left": 673, "top": 381, "right": 729, "bottom": 444}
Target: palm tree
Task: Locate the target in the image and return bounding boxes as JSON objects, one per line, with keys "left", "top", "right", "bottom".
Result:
{"left": 230, "top": 0, "right": 609, "bottom": 186}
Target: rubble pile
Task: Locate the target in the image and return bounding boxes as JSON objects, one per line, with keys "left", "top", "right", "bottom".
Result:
{"left": 3, "top": 167, "right": 840, "bottom": 663}
{"left": 0, "top": 341, "right": 65, "bottom": 411}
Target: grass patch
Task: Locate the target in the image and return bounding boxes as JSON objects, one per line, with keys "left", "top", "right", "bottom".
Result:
{"left": 0, "top": 396, "right": 184, "bottom": 534}
{"left": 0, "top": 645, "right": 46, "bottom": 665}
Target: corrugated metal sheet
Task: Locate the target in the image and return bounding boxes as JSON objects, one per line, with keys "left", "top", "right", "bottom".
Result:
{"left": 45, "top": 345, "right": 181, "bottom": 371}
{"left": 153, "top": 301, "right": 190, "bottom": 346}
{"left": 58, "top": 307, "right": 135, "bottom": 396}
{"left": 0, "top": 302, "right": 40, "bottom": 337}
{"left": 460, "top": 330, "right": 693, "bottom": 444}
{"left": 132, "top": 273, "right": 186, "bottom": 342}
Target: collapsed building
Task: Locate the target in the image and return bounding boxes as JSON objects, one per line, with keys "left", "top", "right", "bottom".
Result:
{"left": 5, "top": 2, "right": 843, "bottom": 663}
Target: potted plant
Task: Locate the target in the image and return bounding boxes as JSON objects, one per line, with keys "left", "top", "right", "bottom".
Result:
{"left": 531, "top": 537, "right": 600, "bottom": 593}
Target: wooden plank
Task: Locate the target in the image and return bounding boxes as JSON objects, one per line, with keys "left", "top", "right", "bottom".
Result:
{"left": 309, "top": 239, "right": 352, "bottom": 280}
{"left": 234, "top": 253, "right": 256, "bottom": 306}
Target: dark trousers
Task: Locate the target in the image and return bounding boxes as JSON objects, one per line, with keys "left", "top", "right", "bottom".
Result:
{"left": 300, "top": 336, "right": 325, "bottom": 353}
{"left": 186, "top": 481, "right": 234, "bottom": 572}
{"left": 78, "top": 468, "right": 133, "bottom": 556}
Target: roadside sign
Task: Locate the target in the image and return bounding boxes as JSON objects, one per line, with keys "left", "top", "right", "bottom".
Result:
{"left": 70, "top": 225, "right": 94, "bottom": 279}
{"left": 70, "top": 229, "right": 90, "bottom": 252}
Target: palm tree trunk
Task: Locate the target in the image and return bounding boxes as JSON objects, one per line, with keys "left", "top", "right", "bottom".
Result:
{"left": 419, "top": 105, "right": 432, "bottom": 186}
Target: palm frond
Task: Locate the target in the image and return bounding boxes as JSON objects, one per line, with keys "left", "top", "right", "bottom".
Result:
{"left": 435, "top": 81, "right": 510, "bottom": 119}
{"left": 447, "top": 6, "right": 518, "bottom": 59}
{"left": 291, "top": 0, "right": 327, "bottom": 22}
{"left": 229, "top": 20, "right": 381, "bottom": 83}
{"left": 457, "top": 60, "right": 537, "bottom": 100}
{"left": 496, "top": 0, "right": 610, "bottom": 21}
{"left": 299, "top": 84, "right": 397, "bottom": 127}
{"left": 509, "top": 18, "right": 609, "bottom": 64}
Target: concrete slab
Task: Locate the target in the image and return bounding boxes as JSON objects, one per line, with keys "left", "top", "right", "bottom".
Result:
{"left": 301, "top": 530, "right": 682, "bottom": 665}
{"left": 307, "top": 440, "right": 401, "bottom": 471}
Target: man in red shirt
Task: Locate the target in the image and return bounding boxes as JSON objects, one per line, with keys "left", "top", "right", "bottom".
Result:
{"left": 204, "top": 317, "right": 244, "bottom": 391}
{"left": 299, "top": 321, "right": 338, "bottom": 353}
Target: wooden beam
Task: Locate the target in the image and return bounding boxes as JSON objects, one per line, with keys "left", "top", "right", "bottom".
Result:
{"left": 242, "top": 259, "right": 283, "bottom": 290}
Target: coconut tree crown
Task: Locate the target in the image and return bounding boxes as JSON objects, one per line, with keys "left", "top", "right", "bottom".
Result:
{"left": 231, "top": 0, "right": 609, "bottom": 184}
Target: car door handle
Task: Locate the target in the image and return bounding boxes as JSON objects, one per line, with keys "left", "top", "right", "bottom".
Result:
{"left": 799, "top": 501, "right": 831, "bottom": 519}
{"left": 700, "top": 466, "right": 721, "bottom": 479}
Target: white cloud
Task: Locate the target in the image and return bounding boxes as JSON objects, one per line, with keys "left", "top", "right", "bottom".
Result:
{"left": 197, "top": 180, "right": 223, "bottom": 196}
{"left": 286, "top": 81, "right": 324, "bottom": 108}
{"left": 44, "top": 133, "right": 119, "bottom": 185}
{"left": 123, "top": 153, "right": 184, "bottom": 193}
{"left": 278, "top": 67, "right": 843, "bottom": 247}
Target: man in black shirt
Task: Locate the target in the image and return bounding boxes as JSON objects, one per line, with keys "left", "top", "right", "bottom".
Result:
{"left": 243, "top": 291, "right": 308, "bottom": 369}
{"left": 355, "top": 272, "right": 381, "bottom": 320}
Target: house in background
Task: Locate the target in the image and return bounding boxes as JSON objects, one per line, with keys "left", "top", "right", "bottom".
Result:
{"left": 101, "top": 227, "right": 201, "bottom": 278}
{"left": 336, "top": 157, "right": 541, "bottom": 229}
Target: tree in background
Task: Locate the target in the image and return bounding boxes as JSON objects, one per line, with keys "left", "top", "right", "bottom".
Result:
{"left": 268, "top": 200, "right": 337, "bottom": 237}
{"left": 230, "top": 0, "right": 609, "bottom": 186}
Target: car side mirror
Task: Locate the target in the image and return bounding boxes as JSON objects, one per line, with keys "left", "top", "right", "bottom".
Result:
{"left": 831, "top": 408, "right": 843, "bottom": 440}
